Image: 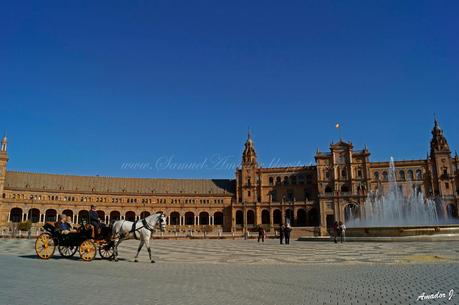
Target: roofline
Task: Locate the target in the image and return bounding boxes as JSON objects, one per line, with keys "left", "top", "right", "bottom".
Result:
{"left": 370, "top": 159, "right": 427, "bottom": 167}
{"left": 5, "top": 170, "right": 235, "bottom": 183}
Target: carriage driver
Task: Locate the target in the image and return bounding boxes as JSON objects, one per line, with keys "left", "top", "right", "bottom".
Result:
{"left": 89, "top": 205, "right": 104, "bottom": 238}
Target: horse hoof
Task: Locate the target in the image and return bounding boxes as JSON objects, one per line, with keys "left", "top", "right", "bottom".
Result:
{"left": 134, "top": 259, "right": 138, "bottom": 263}
{"left": 114, "top": 259, "right": 118, "bottom": 262}
{"left": 151, "top": 260, "right": 155, "bottom": 263}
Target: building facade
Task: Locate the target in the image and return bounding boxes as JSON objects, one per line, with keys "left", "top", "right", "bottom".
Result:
{"left": 0, "top": 119, "right": 458, "bottom": 235}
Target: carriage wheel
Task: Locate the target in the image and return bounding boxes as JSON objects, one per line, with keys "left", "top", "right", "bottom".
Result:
{"left": 79, "top": 240, "right": 97, "bottom": 262}
{"left": 98, "top": 243, "right": 114, "bottom": 259}
{"left": 35, "top": 233, "right": 56, "bottom": 259}
{"left": 58, "top": 245, "right": 78, "bottom": 257}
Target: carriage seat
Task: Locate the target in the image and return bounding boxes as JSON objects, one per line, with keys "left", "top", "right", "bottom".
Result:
{"left": 43, "top": 222, "right": 58, "bottom": 234}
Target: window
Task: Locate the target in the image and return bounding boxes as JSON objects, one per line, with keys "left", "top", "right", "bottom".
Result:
{"left": 407, "top": 170, "right": 414, "bottom": 180}
{"left": 271, "top": 190, "right": 277, "bottom": 201}
{"left": 445, "top": 183, "right": 450, "bottom": 189}
{"left": 325, "top": 170, "right": 330, "bottom": 179}
{"left": 269, "top": 177, "right": 274, "bottom": 185}
{"left": 298, "top": 175, "right": 305, "bottom": 184}
{"left": 416, "top": 169, "right": 423, "bottom": 180}
{"left": 383, "top": 171, "right": 388, "bottom": 181}
{"left": 357, "top": 170, "right": 362, "bottom": 178}
{"left": 340, "top": 185, "right": 349, "bottom": 193}
{"left": 325, "top": 185, "right": 333, "bottom": 193}
{"left": 287, "top": 190, "right": 294, "bottom": 201}
{"left": 341, "top": 169, "right": 347, "bottom": 178}
{"left": 399, "top": 170, "right": 405, "bottom": 181}
{"left": 248, "top": 191, "right": 251, "bottom": 197}
{"left": 374, "top": 171, "right": 379, "bottom": 180}
{"left": 276, "top": 177, "right": 281, "bottom": 185}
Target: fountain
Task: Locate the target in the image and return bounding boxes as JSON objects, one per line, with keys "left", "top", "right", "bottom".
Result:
{"left": 346, "top": 157, "right": 459, "bottom": 239}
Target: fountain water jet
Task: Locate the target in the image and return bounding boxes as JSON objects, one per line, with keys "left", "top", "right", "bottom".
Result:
{"left": 348, "top": 157, "right": 455, "bottom": 228}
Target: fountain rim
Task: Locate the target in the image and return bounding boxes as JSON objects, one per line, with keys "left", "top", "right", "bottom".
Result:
{"left": 347, "top": 224, "right": 459, "bottom": 230}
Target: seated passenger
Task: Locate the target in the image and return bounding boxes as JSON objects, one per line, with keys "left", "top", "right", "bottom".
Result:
{"left": 59, "top": 214, "right": 77, "bottom": 235}
{"left": 58, "top": 214, "right": 72, "bottom": 234}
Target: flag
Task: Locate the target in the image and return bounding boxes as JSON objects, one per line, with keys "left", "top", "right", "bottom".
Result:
{"left": 335, "top": 123, "right": 340, "bottom": 129}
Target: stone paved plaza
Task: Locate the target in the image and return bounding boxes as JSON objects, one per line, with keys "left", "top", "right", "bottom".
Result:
{"left": 0, "top": 239, "right": 458, "bottom": 305}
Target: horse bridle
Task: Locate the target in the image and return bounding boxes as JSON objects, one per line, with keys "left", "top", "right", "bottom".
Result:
{"left": 141, "top": 213, "right": 165, "bottom": 232}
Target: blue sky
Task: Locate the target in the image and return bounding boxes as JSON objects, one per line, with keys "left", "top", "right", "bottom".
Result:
{"left": 1, "top": 1, "right": 458, "bottom": 179}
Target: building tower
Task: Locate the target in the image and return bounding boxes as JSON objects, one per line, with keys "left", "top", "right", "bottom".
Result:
{"left": 239, "top": 131, "right": 259, "bottom": 204}
{"left": 0, "top": 135, "right": 9, "bottom": 224}
{"left": 429, "top": 118, "right": 456, "bottom": 197}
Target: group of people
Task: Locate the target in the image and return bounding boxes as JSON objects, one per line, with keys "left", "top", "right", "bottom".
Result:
{"left": 279, "top": 224, "right": 292, "bottom": 244}
{"left": 255, "top": 224, "right": 292, "bottom": 244}
{"left": 57, "top": 214, "right": 75, "bottom": 234}
{"left": 57, "top": 205, "right": 103, "bottom": 237}
{"left": 333, "top": 221, "right": 346, "bottom": 243}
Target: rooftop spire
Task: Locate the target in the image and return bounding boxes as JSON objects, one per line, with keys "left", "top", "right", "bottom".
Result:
{"left": 1, "top": 134, "right": 7, "bottom": 152}
{"left": 242, "top": 130, "right": 257, "bottom": 166}
{"left": 434, "top": 113, "right": 441, "bottom": 130}
{"left": 430, "top": 115, "right": 449, "bottom": 153}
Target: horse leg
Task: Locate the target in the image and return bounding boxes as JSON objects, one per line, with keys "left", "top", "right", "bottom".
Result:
{"left": 145, "top": 237, "right": 154, "bottom": 263}
{"left": 134, "top": 240, "right": 144, "bottom": 262}
{"left": 113, "top": 238, "right": 123, "bottom": 262}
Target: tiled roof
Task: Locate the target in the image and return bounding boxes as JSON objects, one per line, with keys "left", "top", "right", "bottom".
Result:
{"left": 4, "top": 171, "right": 235, "bottom": 195}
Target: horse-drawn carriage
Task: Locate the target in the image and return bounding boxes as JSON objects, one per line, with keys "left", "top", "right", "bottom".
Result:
{"left": 35, "top": 222, "right": 115, "bottom": 261}
{"left": 35, "top": 212, "right": 166, "bottom": 262}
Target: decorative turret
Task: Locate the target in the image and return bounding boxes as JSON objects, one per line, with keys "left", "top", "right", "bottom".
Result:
{"left": 429, "top": 117, "right": 455, "bottom": 197}
{"left": 0, "top": 134, "right": 9, "bottom": 224}
{"left": 1, "top": 135, "right": 6, "bottom": 152}
{"left": 242, "top": 131, "right": 257, "bottom": 166}
{"left": 237, "top": 130, "right": 260, "bottom": 206}
{"left": 430, "top": 117, "right": 450, "bottom": 153}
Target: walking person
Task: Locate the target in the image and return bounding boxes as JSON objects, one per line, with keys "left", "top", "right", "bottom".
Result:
{"left": 339, "top": 221, "right": 346, "bottom": 243}
{"left": 333, "top": 221, "right": 339, "bottom": 243}
{"left": 279, "top": 224, "right": 285, "bottom": 244}
{"left": 257, "top": 225, "right": 265, "bottom": 243}
{"left": 284, "top": 224, "right": 292, "bottom": 245}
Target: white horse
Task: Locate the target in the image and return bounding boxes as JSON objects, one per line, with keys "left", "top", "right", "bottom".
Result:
{"left": 111, "top": 213, "right": 166, "bottom": 263}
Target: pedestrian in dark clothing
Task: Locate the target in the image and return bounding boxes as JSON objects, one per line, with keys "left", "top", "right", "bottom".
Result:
{"left": 257, "top": 226, "right": 265, "bottom": 243}
{"left": 279, "top": 224, "right": 285, "bottom": 244}
{"left": 284, "top": 225, "right": 292, "bottom": 245}
{"left": 333, "top": 221, "right": 339, "bottom": 243}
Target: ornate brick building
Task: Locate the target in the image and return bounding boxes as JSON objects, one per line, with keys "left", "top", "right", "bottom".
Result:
{"left": 0, "top": 119, "right": 458, "bottom": 235}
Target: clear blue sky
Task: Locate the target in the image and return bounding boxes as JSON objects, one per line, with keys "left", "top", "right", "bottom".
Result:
{"left": 1, "top": 1, "right": 458, "bottom": 179}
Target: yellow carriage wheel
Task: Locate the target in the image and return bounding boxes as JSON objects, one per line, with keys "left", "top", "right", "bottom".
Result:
{"left": 35, "top": 233, "right": 56, "bottom": 260}
{"left": 79, "top": 240, "right": 97, "bottom": 262}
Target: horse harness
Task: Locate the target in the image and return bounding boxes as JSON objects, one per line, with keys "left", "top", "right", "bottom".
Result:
{"left": 129, "top": 218, "right": 155, "bottom": 240}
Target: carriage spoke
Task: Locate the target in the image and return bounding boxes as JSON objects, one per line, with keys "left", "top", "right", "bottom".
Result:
{"left": 35, "top": 233, "right": 55, "bottom": 259}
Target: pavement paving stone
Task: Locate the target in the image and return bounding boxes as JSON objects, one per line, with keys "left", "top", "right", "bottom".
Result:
{"left": 0, "top": 239, "right": 458, "bottom": 305}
